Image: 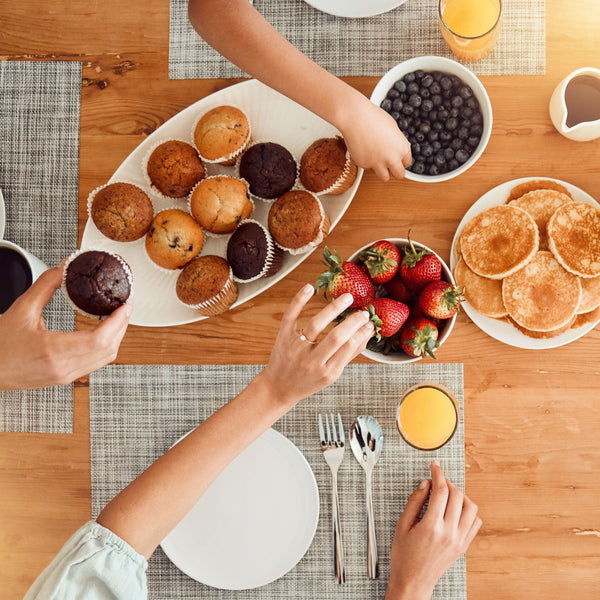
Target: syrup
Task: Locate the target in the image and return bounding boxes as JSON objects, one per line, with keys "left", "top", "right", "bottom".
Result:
{"left": 564, "top": 75, "right": 600, "bottom": 128}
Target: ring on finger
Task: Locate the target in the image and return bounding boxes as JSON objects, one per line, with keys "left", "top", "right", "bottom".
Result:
{"left": 299, "top": 329, "right": 318, "bottom": 345}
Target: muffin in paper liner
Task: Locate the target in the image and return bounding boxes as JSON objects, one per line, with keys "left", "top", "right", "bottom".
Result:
{"left": 234, "top": 139, "right": 299, "bottom": 203}
{"left": 188, "top": 175, "right": 254, "bottom": 237}
{"left": 299, "top": 136, "right": 358, "bottom": 196}
{"left": 61, "top": 248, "right": 133, "bottom": 319}
{"left": 227, "top": 218, "right": 285, "bottom": 283}
{"left": 143, "top": 139, "right": 206, "bottom": 201}
{"left": 87, "top": 181, "right": 155, "bottom": 243}
{"left": 268, "top": 190, "right": 331, "bottom": 256}
{"left": 191, "top": 105, "right": 252, "bottom": 166}
{"left": 176, "top": 256, "right": 238, "bottom": 317}
{"left": 144, "top": 207, "right": 205, "bottom": 272}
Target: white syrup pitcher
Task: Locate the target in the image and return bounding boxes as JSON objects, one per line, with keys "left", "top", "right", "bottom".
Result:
{"left": 549, "top": 67, "right": 600, "bottom": 141}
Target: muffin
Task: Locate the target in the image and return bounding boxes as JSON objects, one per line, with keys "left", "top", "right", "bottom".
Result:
{"left": 89, "top": 182, "right": 154, "bottom": 242}
{"left": 193, "top": 105, "right": 251, "bottom": 165}
{"left": 146, "top": 140, "right": 206, "bottom": 199}
{"left": 145, "top": 209, "right": 204, "bottom": 270}
{"left": 176, "top": 255, "right": 238, "bottom": 317}
{"left": 268, "top": 190, "right": 330, "bottom": 254}
{"left": 63, "top": 250, "right": 132, "bottom": 318}
{"left": 299, "top": 136, "right": 357, "bottom": 195}
{"left": 227, "top": 219, "right": 284, "bottom": 282}
{"left": 238, "top": 142, "right": 297, "bottom": 201}
{"left": 190, "top": 176, "right": 253, "bottom": 235}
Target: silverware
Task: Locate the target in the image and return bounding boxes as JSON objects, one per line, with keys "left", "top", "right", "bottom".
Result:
{"left": 350, "top": 415, "right": 384, "bottom": 580}
{"left": 318, "top": 413, "right": 346, "bottom": 584}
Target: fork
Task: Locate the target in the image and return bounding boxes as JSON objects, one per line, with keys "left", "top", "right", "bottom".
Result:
{"left": 318, "top": 413, "right": 346, "bottom": 584}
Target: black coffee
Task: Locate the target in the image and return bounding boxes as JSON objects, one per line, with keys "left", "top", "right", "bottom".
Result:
{"left": 0, "top": 247, "right": 33, "bottom": 313}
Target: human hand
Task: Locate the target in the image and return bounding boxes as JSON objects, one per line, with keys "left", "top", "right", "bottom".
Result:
{"left": 260, "top": 284, "right": 374, "bottom": 407}
{"left": 336, "top": 92, "right": 412, "bottom": 181}
{"left": 385, "top": 461, "right": 482, "bottom": 600}
{"left": 0, "top": 265, "right": 132, "bottom": 391}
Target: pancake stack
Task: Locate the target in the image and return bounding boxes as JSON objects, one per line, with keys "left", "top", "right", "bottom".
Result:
{"left": 454, "top": 179, "right": 600, "bottom": 338}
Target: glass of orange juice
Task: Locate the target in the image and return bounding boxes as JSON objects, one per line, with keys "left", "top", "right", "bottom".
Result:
{"left": 396, "top": 383, "right": 459, "bottom": 451}
{"left": 439, "top": 0, "right": 502, "bottom": 62}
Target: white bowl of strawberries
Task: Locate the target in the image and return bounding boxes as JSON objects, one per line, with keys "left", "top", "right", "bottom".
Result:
{"left": 316, "top": 237, "right": 462, "bottom": 364}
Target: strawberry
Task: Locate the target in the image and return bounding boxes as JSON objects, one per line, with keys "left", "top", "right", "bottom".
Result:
{"left": 384, "top": 273, "right": 413, "bottom": 304}
{"left": 418, "top": 280, "right": 465, "bottom": 320}
{"left": 400, "top": 234, "right": 442, "bottom": 293}
{"left": 400, "top": 317, "right": 440, "bottom": 359}
{"left": 316, "top": 247, "right": 375, "bottom": 308}
{"left": 359, "top": 240, "right": 400, "bottom": 284}
{"left": 366, "top": 298, "right": 410, "bottom": 340}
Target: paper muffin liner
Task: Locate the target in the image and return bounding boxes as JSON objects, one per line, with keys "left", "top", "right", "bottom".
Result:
{"left": 187, "top": 175, "right": 254, "bottom": 238}
{"left": 142, "top": 139, "right": 206, "bottom": 201}
{"left": 272, "top": 192, "right": 331, "bottom": 256}
{"left": 191, "top": 105, "right": 252, "bottom": 166}
{"left": 228, "top": 218, "right": 285, "bottom": 283}
{"left": 234, "top": 139, "right": 299, "bottom": 203}
{"left": 299, "top": 143, "right": 357, "bottom": 196}
{"left": 177, "top": 265, "right": 239, "bottom": 317}
{"left": 143, "top": 206, "right": 205, "bottom": 272}
{"left": 61, "top": 248, "right": 134, "bottom": 320}
{"left": 87, "top": 180, "right": 155, "bottom": 244}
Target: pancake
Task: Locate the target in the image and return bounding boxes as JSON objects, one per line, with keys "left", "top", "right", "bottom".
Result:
{"left": 508, "top": 189, "right": 572, "bottom": 250}
{"left": 506, "top": 179, "right": 572, "bottom": 202}
{"left": 460, "top": 205, "right": 539, "bottom": 279}
{"left": 506, "top": 315, "right": 576, "bottom": 339}
{"left": 572, "top": 304, "right": 600, "bottom": 328}
{"left": 502, "top": 251, "right": 582, "bottom": 332}
{"left": 547, "top": 201, "right": 600, "bottom": 278}
{"left": 453, "top": 257, "right": 507, "bottom": 318}
{"left": 577, "top": 275, "right": 600, "bottom": 314}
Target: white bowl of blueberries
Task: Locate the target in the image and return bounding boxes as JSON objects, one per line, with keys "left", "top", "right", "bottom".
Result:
{"left": 371, "top": 55, "right": 493, "bottom": 182}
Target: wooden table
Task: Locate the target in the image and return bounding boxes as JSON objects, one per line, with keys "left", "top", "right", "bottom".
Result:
{"left": 2, "top": 1, "right": 600, "bottom": 598}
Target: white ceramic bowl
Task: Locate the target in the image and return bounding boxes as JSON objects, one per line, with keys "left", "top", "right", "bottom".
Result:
{"left": 370, "top": 55, "right": 493, "bottom": 183}
{"left": 348, "top": 238, "right": 457, "bottom": 364}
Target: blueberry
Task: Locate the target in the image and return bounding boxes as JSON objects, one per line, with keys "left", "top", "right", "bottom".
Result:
{"left": 433, "top": 121, "right": 443, "bottom": 131}
{"left": 408, "top": 93, "right": 422, "bottom": 108}
{"left": 431, "top": 82, "right": 442, "bottom": 94}
{"left": 437, "top": 108, "right": 449, "bottom": 121}
{"left": 381, "top": 98, "right": 392, "bottom": 112}
{"left": 387, "top": 88, "right": 400, "bottom": 100}
{"left": 457, "top": 126, "right": 469, "bottom": 140}
{"left": 428, "top": 130, "right": 439, "bottom": 143}
{"left": 466, "top": 97, "right": 479, "bottom": 109}
{"left": 415, "top": 131, "right": 425, "bottom": 143}
{"left": 421, "top": 99, "right": 434, "bottom": 112}
{"left": 456, "top": 149, "right": 470, "bottom": 163}
{"left": 419, "top": 122, "right": 431, "bottom": 134}
{"left": 449, "top": 107, "right": 460, "bottom": 118}
{"left": 392, "top": 98, "right": 404, "bottom": 112}
{"left": 459, "top": 86, "right": 473, "bottom": 99}
{"left": 421, "top": 143, "right": 433, "bottom": 157}
{"left": 432, "top": 141, "right": 442, "bottom": 152}
{"left": 397, "top": 117, "right": 409, "bottom": 130}
{"left": 412, "top": 161, "right": 426, "bottom": 174}
{"left": 407, "top": 81, "right": 420, "bottom": 95}
{"left": 429, "top": 109, "right": 438, "bottom": 122}
{"left": 450, "top": 75, "right": 462, "bottom": 88}
{"left": 407, "top": 125, "right": 416, "bottom": 135}
{"left": 440, "top": 130, "right": 453, "bottom": 143}
{"left": 390, "top": 111, "right": 400, "bottom": 121}
{"left": 446, "top": 117, "right": 458, "bottom": 131}
{"left": 470, "top": 125, "right": 483, "bottom": 137}
{"left": 420, "top": 88, "right": 431, "bottom": 99}
{"left": 429, "top": 164, "right": 440, "bottom": 176}
{"left": 461, "top": 107, "right": 474, "bottom": 119}
{"left": 448, "top": 159, "right": 460, "bottom": 171}
{"left": 421, "top": 75, "right": 433, "bottom": 88}
{"left": 414, "top": 69, "right": 425, "bottom": 80}
{"left": 440, "top": 76, "right": 452, "bottom": 90}
{"left": 411, "top": 141, "right": 421, "bottom": 155}
{"left": 451, "top": 137, "right": 463, "bottom": 150}
{"left": 432, "top": 71, "right": 444, "bottom": 81}
{"left": 444, "top": 147, "right": 455, "bottom": 161}
{"left": 403, "top": 72, "right": 416, "bottom": 83}
{"left": 471, "top": 112, "right": 483, "bottom": 125}
{"left": 451, "top": 95, "right": 463, "bottom": 108}
{"left": 393, "top": 80, "right": 407, "bottom": 93}
{"left": 434, "top": 152, "right": 446, "bottom": 167}
{"left": 402, "top": 104, "right": 414, "bottom": 116}
{"left": 467, "top": 136, "right": 480, "bottom": 148}
{"left": 432, "top": 94, "right": 443, "bottom": 107}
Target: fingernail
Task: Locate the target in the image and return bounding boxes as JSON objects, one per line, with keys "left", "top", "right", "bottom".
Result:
{"left": 360, "top": 309, "right": 370, "bottom": 321}
{"left": 419, "top": 479, "right": 429, "bottom": 489}
{"left": 339, "top": 293, "right": 353, "bottom": 307}
{"left": 432, "top": 459, "right": 440, "bottom": 467}
{"left": 302, "top": 283, "right": 314, "bottom": 296}
{"left": 365, "top": 320, "right": 375, "bottom": 330}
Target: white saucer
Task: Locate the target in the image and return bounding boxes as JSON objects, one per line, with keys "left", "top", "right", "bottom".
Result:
{"left": 0, "top": 188, "right": 5, "bottom": 239}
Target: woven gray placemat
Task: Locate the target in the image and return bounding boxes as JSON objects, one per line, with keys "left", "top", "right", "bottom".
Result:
{"left": 169, "top": 0, "right": 544, "bottom": 79}
{"left": 0, "top": 60, "right": 80, "bottom": 433}
{"left": 91, "top": 363, "right": 465, "bottom": 599}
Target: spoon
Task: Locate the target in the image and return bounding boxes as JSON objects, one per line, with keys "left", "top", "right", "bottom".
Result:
{"left": 350, "top": 415, "right": 383, "bottom": 579}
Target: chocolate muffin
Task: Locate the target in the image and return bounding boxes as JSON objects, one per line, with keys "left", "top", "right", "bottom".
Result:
{"left": 227, "top": 219, "right": 284, "bottom": 282}
{"left": 145, "top": 209, "right": 204, "bottom": 270}
{"left": 146, "top": 140, "right": 206, "bottom": 199}
{"left": 176, "top": 255, "right": 238, "bottom": 317}
{"left": 63, "top": 250, "right": 132, "bottom": 317}
{"left": 300, "top": 136, "right": 357, "bottom": 195}
{"left": 190, "top": 176, "right": 253, "bottom": 235}
{"left": 238, "top": 142, "right": 297, "bottom": 201}
{"left": 89, "top": 182, "right": 154, "bottom": 242}
{"left": 268, "top": 190, "right": 331, "bottom": 255}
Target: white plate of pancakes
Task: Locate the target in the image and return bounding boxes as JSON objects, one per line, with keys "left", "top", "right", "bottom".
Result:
{"left": 451, "top": 177, "right": 600, "bottom": 349}
{"left": 80, "top": 79, "right": 362, "bottom": 327}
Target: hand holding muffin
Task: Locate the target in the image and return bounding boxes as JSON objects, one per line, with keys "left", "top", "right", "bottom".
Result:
{"left": 0, "top": 263, "right": 131, "bottom": 391}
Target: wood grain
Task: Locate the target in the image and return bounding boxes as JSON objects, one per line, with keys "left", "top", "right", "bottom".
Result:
{"left": 2, "top": 0, "right": 600, "bottom": 598}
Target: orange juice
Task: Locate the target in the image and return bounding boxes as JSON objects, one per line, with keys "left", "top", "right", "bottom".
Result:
{"left": 439, "top": 0, "right": 502, "bottom": 62}
{"left": 396, "top": 384, "right": 458, "bottom": 450}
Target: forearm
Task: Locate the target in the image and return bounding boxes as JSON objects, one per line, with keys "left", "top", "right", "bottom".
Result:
{"left": 188, "top": 0, "right": 367, "bottom": 131}
{"left": 97, "top": 370, "right": 289, "bottom": 559}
